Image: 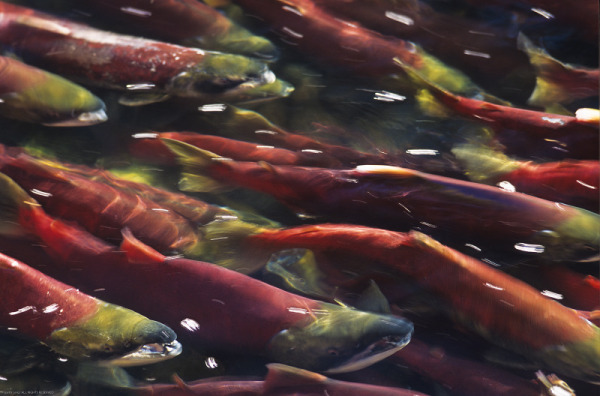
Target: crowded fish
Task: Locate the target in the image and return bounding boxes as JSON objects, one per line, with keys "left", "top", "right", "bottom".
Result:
{"left": 0, "top": 0, "right": 597, "bottom": 395}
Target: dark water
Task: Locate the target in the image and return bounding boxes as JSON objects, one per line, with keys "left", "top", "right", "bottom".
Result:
{"left": 0, "top": 1, "right": 598, "bottom": 395}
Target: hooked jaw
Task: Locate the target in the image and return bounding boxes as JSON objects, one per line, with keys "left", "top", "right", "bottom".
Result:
{"left": 170, "top": 53, "right": 291, "bottom": 101}
{"left": 45, "top": 303, "right": 181, "bottom": 366}
{"left": 266, "top": 303, "right": 414, "bottom": 373}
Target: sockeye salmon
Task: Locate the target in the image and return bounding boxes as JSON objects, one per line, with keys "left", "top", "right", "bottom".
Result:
{"left": 0, "top": 173, "right": 414, "bottom": 374}
{"left": 0, "top": 252, "right": 181, "bottom": 366}
{"left": 0, "top": 2, "right": 289, "bottom": 106}
{"left": 163, "top": 139, "right": 600, "bottom": 263}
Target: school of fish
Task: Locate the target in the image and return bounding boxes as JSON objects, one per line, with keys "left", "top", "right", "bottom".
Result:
{"left": 0, "top": 0, "right": 598, "bottom": 395}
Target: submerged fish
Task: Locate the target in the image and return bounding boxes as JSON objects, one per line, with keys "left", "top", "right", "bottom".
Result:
{"left": 452, "top": 143, "right": 599, "bottom": 212}
{"left": 0, "top": 2, "right": 288, "bottom": 105}
{"left": 518, "top": 33, "right": 599, "bottom": 108}
{"left": 0, "top": 55, "right": 106, "bottom": 126}
{"left": 0, "top": 145, "right": 201, "bottom": 255}
{"left": 232, "top": 0, "right": 495, "bottom": 100}
{"left": 128, "top": 363, "right": 431, "bottom": 395}
{"left": 163, "top": 139, "right": 600, "bottom": 263}
{"left": 396, "top": 58, "right": 599, "bottom": 160}
{"left": 243, "top": 225, "right": 600, "bottom": 383}
{"left": 0, "top": 251, "right": 181, "bottom": 366}
{"left": 68, "top": 0, "right": 279, "bottom": 60}
{"left": 0, "top": 173, "right": 414, "bottom": 374}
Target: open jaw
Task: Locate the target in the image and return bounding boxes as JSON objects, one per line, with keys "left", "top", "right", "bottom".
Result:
{"left": 325, "top": 332, "right": 413, "bottom": 374}
{"left": 102, "top": 339, "right": 182, "bottom": 367}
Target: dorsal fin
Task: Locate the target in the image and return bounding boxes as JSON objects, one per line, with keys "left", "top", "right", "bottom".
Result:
{"left": 354, "top": 280, "right": 392, "bottom": 314}
{"left": 120, "top": 228, "right": 165, "bottom": 264}
{"left": 264, "top": 363, "right": 327, "bottom": 391}
{"left": 172, "top": 374, "right": 191, "bottom": 391}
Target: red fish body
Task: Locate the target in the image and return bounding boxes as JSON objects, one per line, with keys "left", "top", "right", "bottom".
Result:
{"left": 311, "top": 0, "right": 530, "bottom": 94}
{"left": 478, "top": 160, "right": 599, "bottom": 212}
{"left": 1, "top": 177, "right": 413, "bottom": 373}
{"left": 65, "top": 0, "right": 278, "bottom": 59}
{"left": 390, "top": 338, "right": 544, "bottom": 396}
{"left": 0, "top": 147, "right": 199, "bottom": 252}
{"left": 0, "top": 252, "right": 99, "bottom": 342}
{"left": 232, "top": 0, "right": 487, "bottom": 98}
{"left": 167, "top": 140, "right": 600, "bottom": 262}
{"left": 135, "top": 363, "right": 430, "bottom": 395}
{"left": 452, "top": 145, "right": 600, "bottom": 212}
{"left": 0, "top": 251, "right": 180, "bottom": 364}
{"left": 0, "top": 2, "right": 276, "bottom": 103}
{"left": 244, "top": 224, "right": 600, "bottom": 382}
{"left": 409, "top": 70, "right": 599, "bottom": 159}
{"left": 129, "top": 132, "right": 345, "bottom": 168}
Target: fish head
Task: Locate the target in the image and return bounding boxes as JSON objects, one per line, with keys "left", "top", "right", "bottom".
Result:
{"left": 2, "top": 70, "right": 107, "bottom": 127}
{"left": 169, "top": 52, "right": 283, "bottom": 101}
{"left": 265, "top": 303, "right": 413, "bottom": 373}
{"left": 535, "top": 326, "right": 600, "bottom": 384}
{"left": 46, "top": 303, "right": 181, "bottom": 366}
{"left": 532, "top": 207, "right": 600, "bottom": 262}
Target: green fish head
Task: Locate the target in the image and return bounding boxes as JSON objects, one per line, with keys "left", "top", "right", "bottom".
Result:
{"left": 46, "top": 303, "right": 181, "bottom": 366}
{"left": 2, "top": 70, "right": 107, "bottom": 127}
{"left": 170, "top": 52, "right": 280, "bottom": 100}
{"left": 535, "top": 326, "right": 600, "bottom": 384}
{"left": 532, "top": 207, "right": 600, "bottom": 262}
{"left": 265, "top": 303, "right": 413, "bottom": 373}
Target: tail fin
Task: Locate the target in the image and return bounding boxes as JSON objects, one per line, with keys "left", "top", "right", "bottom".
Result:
{"left": 0, "top": 172, "right": 39, "bottom": 238}
{"left": 187, "top": 214, "right": 271, "bottom": 274}
{"left": 451, "top": 143, "right": 520, "bottom": 183}
{"left": 160, "top": 138, "right": 231, "bottom": 193}
{"left": 393, "top": 57, "right": 457, "bottom": 118}
{"left": 518, "top": 33, "right": 582, "bottom": 107}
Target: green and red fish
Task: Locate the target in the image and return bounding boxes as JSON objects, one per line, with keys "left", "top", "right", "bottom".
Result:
{"left": 163, "top": 139, "right": 600, "bottom": 263}
{"left": 0, "top": 252, "right": 181, "bottom": 365}
{"left": 0, "top": 173, "right": 414, "bottom": 374}
{"left": 0, "top": 55, "right": 106, "bottom": 126}
{"left": 0, "top": 2, "right": 290, "bottom": 106}
{"left": 452, "top": 143, "right": 599, "bottom": 212}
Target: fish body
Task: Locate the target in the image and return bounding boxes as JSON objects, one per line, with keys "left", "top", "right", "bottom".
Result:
{"left": 232, "top": 0, "right": 489, "bottom": 98}
{"left": 452, "top": 144, "right": 600, "bottom": 212}
{"left": 130, "top": 132, "right": 346, "bottom": 168}
{"left": 0, "top": 174, "right": 414, "bottom": 373}
{"left": 133, "top": 363, "right": 430, "bottom": 395}
{"left": 69, "top": 0, "right": 278, "bottom": 59}
{"left": 245, "top": 224, "right": 600, "bottom": 382}
{"left": 165, "top": 139, "right": 600, "bottom": 262}
{"left": 390, "top": 338, "right": 544, "bottom": 396}
{"left": 0, "top": 2, "right": 281, "bottom": 104}
{"left": 0, "top": 146, "right": 200, "bottom": 253}
{"left": 311, "top": 0, "right": 529, "bottom": 91}
{"left": 399, "top": 60, "right": 599, "bottom": 160}
{"left": 0, "top": 251, "right": 180, "bottom": 365}
{"left": 0, "top": 55, "right": 106, "bottom": 126}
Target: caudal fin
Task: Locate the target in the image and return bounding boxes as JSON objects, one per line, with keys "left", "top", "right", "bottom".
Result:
{"left": 451, "top": 143, "right": 520, "bottom": 183}
{"left": 518, "top": 33, "right": 594, "bottom": 107}
{"left": 0, "top": 172, "right": 39, "bottom": 238}
{"left": 161, "top": 138, "right": 232, "bottom": 193}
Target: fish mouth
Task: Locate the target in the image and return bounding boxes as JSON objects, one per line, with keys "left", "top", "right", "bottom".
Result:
{"left": 42, "top": 108, "right": 108, "bottom": 127}
{"left": 101, "top": 340, "right": 182, "bottom": 367}
{"left": 236, "top": 70, "right": 277, "bottom": 91}
{"left": 324, "top": 332, "right": 413, "bottom": 374}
